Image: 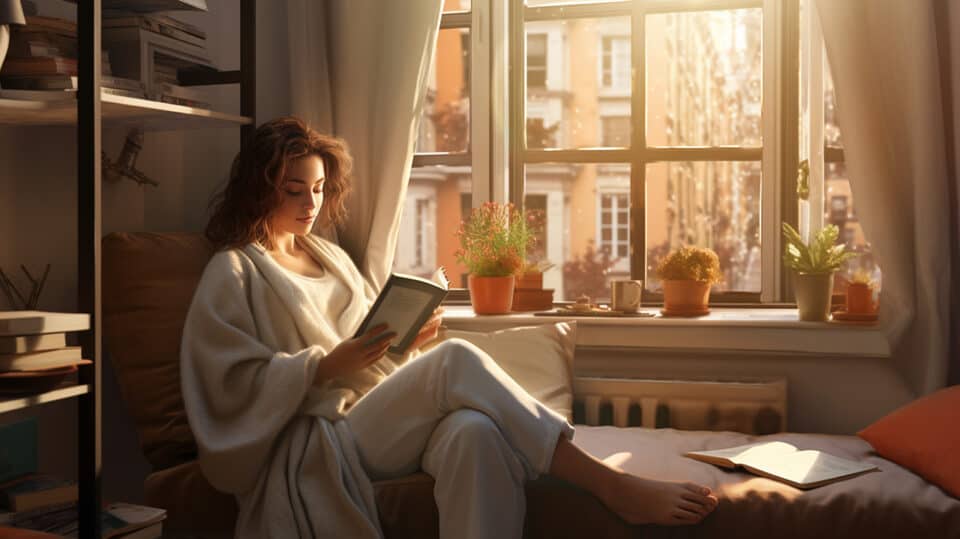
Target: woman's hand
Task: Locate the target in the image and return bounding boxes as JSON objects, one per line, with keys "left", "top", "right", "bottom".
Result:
{"left": 406, "top": 307, "right": 444, "bottom": 352}
{"left": 314, "top": 324, "right": 397, "bottom": 385}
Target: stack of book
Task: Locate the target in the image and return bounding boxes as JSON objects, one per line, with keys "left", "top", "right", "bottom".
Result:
{"left": 0, "top": 311, "right": 90, "bottom": 394}
{"left": 0, "top": 15, "right": 145, "bottom": 100}
{"left": 102, "top": 8, "right": 213, "bottom": 109}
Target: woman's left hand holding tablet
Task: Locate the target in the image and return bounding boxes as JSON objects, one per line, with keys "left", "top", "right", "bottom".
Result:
{"left": 314, "top": 324, "right": 397, "bottom": 384}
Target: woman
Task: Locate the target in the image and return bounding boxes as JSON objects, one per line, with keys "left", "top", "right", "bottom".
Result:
{"left": 181, "top": 117, "right": 718, "bottom": 539}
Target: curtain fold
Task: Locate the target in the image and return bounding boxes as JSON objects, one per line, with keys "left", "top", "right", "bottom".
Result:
{"left": 287, "top": 0, "right": 443, "bottom": 290}
{"left": 815, "top": 0, "right": 958, "bottom": 394}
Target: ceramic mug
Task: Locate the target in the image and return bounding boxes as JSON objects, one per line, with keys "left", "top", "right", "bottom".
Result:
{"left": 611, "top": 280, "right": 643, "bottom": 313}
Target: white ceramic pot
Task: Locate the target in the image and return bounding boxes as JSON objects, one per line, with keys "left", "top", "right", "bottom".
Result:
{"left": 794, "top": 272, "right": 834, "bottom": 321}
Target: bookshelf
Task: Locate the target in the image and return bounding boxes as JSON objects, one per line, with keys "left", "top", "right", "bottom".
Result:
{"left": 0, "top": 93, "right": 252, "bottom": 129}
{"left": 0, "top": 384, "right": 90, "bottom": 415}
{"left": 0, "top": 0, "right": 256, "bottom": 537}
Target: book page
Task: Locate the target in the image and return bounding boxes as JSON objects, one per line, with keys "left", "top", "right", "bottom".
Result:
{"left": 687, "top": 441, "right": 797, "bottom": 466}
{"left": 743, "top": 450, "right": 877, "bottom": 487}
{"left": 363, "top": 286, "right": 435, "bottom": 346}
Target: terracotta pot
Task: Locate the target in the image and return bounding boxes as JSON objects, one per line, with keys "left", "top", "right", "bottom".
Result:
{"left": 515, "top": 272, "right": 543, "bottom": 290}
{"left": 662, "top": 280, "right": 711, "bottom": 315}
{"left": 846, "top": 282, "right": 875, "bottom": 314}
{"left": 794, "top": 272, "right": 834, "bottom": 321}
{"left": 468, "top": 275, "right": 515, "bottom": 314}
{"left": 512, "top": 288, "right": 554, "bottom": 312}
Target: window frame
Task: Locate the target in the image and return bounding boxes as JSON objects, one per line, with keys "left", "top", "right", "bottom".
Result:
{"left": 409, "top": 0, "right": 812, "bottom": 306}
{"left": 410, "top": 2, "right": 498, "bottom": 301}
{"left": 509, "top": 0, "right": 791, "bottom": 304}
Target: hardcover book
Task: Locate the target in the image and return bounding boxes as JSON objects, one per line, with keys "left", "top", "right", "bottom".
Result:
{"left": 0, "top": 475, "right": 77, "bottom": 513}
{"left": 684, "top": 441, "right": 878, "bottom": 489}
{"left": 0, "top": 334, "right": 66, "bottom": 355}
{"left": 0, "top": 347, "right": 82, "bottom": 372}
{"left": 0, "top": 312, "right": 89, "bottom": 337}
{"left": 354, "top": 269, "right": 449, "bottom": 355}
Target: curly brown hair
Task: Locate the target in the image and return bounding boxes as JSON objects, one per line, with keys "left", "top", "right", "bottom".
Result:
{"left": 205, "top": 117, "right": 353, "bottom": 250}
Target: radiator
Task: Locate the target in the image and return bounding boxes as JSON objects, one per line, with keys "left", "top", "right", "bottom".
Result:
{"left": 572, "top": 377, "right": 788, "bottom": 435}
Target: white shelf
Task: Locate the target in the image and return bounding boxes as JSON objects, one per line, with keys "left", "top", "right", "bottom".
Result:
{"left": 0, "top": 92, "right": 251, "bottom": 131}
{"left": 0, "top": 384, "right": 90, "bottom": 414}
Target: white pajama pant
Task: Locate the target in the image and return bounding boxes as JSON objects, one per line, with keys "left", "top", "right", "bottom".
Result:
{"left": 344, "top": 338, "right": 575, "bottom": 539}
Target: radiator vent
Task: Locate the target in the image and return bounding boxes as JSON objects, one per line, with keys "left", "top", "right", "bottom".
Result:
{"left": 572, "top": 377, "right": 787, "bottom": 435}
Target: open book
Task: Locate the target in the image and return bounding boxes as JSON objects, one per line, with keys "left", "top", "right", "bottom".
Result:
{"left": 354, "top": 268, "right": 449, "bottom": 354}
{"left": 684, "top": 441, "right": 878, "bottom": 489}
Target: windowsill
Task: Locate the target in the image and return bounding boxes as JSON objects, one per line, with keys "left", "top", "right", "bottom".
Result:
{"left": 442, "top": 306, "right": 889, "bottom": 358}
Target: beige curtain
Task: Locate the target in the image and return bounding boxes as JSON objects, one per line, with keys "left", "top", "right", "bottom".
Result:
{"left": 815, "top": 0, "right": 959, "bottom": 394}
{"left": 286, "top": 0, "right": 443, "bottom": 289}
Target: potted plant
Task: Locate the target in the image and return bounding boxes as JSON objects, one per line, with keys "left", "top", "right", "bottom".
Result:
{"left": 782, "top": 223, "right": 859, "bottom": 321}
{"left": 845, "top": 270, "right": 876, "bottom": 314}
{"left": 656, "top": 246, "right": 722, "bottom": 316}
{"left": 455, "top": 202, "right": 533, "bottom": 314}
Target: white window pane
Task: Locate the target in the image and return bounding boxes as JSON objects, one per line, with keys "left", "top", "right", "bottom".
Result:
{"left": 396, "top": 166, "right": 472, "bottom": 285}
{"left": 646, "top": 9, "right": 762, "bottom": 147}
{"left": 646, "top": 161, "right": 762, "bottom": 293}
{"left": 526, "top": 16, "right": 631, "bottom": 149}
{"left": 416, "top": 28, "right": 470, "bottom": 154}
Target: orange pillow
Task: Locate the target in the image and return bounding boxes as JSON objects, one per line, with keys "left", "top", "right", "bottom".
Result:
{"left": 858, "top": 385, "right": 960, "bottom": 498}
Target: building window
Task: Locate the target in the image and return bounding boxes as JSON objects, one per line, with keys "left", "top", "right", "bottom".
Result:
{"left": 599, "top": 192, "right": 630, "bottom": 263}
{"left": 601, "top": 35, "right": 630, "bottom": 90}
{"left": 415, "top": 199, "right": 430, "bottom": 268}
{"left": 527, "top": 33, "right": 547, "bottom": 88}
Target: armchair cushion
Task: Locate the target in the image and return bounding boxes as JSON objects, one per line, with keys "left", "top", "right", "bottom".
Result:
{"left": 103, "top": 232, "right": 213, "bottom": 471}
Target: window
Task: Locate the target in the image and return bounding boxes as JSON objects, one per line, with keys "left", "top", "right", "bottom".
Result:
{"left": 397, "top": 1, "right": 479, "bottom": 287}
{"left": 601, "top": 36, "right": 630, "bottom": 91}
{"left": 527, "top": 33, "right": 547, "bottom": 88}
{"left": 415, "top": 198, "right": 431, "bottom": 268}
{"left": 400, "top": 0, "right": 865, "bottom": 305}
{"left": 517, "top": 2, "right": 764, "bottom": 301}
{"left": 599, "top": 192, "right": 630, "bottom": 268}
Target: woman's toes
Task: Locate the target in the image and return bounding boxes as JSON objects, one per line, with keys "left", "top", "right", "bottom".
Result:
{"left": 679, "top": 501, "right": 706, "bottom": 516}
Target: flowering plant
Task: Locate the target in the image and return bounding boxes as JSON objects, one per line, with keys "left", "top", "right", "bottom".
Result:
{"left": 455, "top": 202, "right": 535, "bottom": 277}
{"left": 655, "top": 246, "right": 722, "bottom": 283}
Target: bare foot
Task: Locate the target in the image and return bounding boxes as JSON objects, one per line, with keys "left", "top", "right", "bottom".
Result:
{"left": 600, "top": 472, "right": 719, "bottom": 526}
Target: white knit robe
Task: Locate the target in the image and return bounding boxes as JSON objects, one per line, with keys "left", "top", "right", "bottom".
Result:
{"left": 180, "top": 234, "right": 412, "bottom": 538}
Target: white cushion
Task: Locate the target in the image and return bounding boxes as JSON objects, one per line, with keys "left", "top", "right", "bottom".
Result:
{"left": 439, "top": 322, "right": 576, "bottom": 421}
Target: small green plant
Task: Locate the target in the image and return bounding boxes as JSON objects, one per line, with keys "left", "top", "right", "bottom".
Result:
{"left": 782, "top": 223, "right": 859, "bottom": 274}
{"left": 455, "top": 202, "right": 535, "bottom": 277}
{"left": 655, "top": 246, "right": 722, "bottom": 283}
